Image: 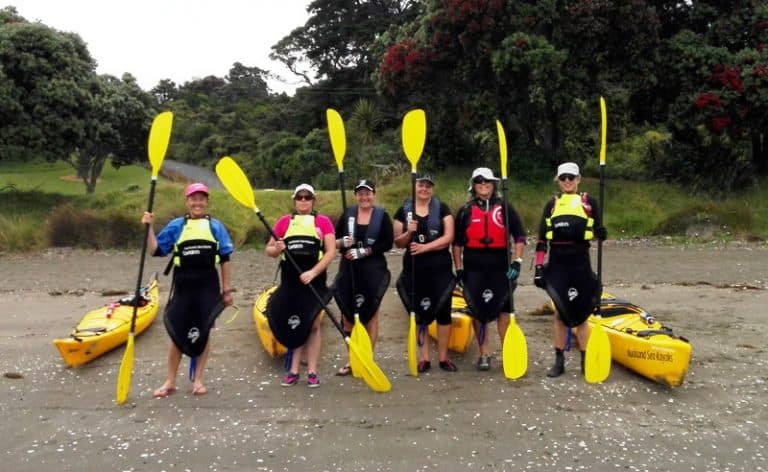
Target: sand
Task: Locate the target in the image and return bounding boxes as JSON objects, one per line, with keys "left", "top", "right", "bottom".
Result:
{"left": 1, "top": 242, "right": 766, "bottom": 471}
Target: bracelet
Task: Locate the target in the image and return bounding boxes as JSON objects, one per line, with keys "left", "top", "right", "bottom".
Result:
{"left": 222, "top": 289, "right": 232, "bottom": 295}
{"left": 514, "top": 258, "right": 523, "bottom": 263}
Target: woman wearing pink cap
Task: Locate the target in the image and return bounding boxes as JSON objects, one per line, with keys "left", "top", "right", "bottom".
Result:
{"left": 141, "top": 182, "right": 234, "bottom": 398}
{"left": 534, "top": 163, "right": 606, "bottom": 378}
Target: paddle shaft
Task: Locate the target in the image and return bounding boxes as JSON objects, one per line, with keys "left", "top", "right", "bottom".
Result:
{"left": 409, "top": 172, "right": 419, "bottom": 322}
{"left": 256, "top": 210, "right": 348, "bottom": 339}
{"left": 500, "top": 178, "right": 515, "bottom": 308}
{"left": 129, "top": 177, "right": 157, "bottom": 333}
{"left": 597, "top": 164, "right": 605, "bottom": 282}
{"left": 338, "top": 172, "right": 348, "bottom": 214}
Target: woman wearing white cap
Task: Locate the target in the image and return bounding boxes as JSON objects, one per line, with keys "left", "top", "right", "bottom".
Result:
{"left": 332, "top": 179, "right": 394, "bottom": 376}
{"left": 534, "top": 163, "right": 607, "bottom": 378}
{"left": 393, "top": 173, "right": 458, "bottom": 372}
{"left": 141, "top": 182, "right": 234, "bottom": 398}
{"left": 453, "top": 167, "right": 526, "bottom": 371}
{"left": 265, "top": 183, "right": 337, "bottom": 388}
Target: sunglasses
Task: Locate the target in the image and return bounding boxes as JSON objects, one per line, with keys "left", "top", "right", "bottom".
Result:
{"left": 558, "top": 174, "right": 577, "bottom": 182}
{"left": 294, "top": 194, "right": 314, "bottom": 201}
{"left": 472, "top": 177, "right": 492, "bottom": 184}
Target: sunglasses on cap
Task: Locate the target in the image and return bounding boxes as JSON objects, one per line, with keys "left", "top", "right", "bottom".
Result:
{"left": 294, "top": 194, "right": 314, "bottom": 201}
{"left": 558, "top": 174, "right": 577, "bottom": 182}
{"left": 472, "top": 177, "right": 492, "bottom": 184}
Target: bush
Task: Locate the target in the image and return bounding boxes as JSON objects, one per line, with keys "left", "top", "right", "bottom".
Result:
{"left": 46, "top": 205, "right": 141, "bottom": 249}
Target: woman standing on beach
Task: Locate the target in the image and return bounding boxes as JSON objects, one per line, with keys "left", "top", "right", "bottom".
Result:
{"left": 332, "top": 179, "right": 394, "bottom": 376}
{"left": 142, "top": 182, "right": 234, "bottom": 398}
{"left": 453, "top": 167, "right": 526, "bottom": 372}
{"left": 265, "top": 183, "right": 336, "bottom": 388}
{"left": 393, "top": 173, "right": 457, "bottom": 372}
{"left": 534, "top": 162, "right": 606, "bottom": 377}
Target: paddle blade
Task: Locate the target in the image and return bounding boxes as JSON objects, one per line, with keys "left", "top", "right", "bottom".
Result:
{"left": 349, "top": 340, "right": 391, "bottom": 392}
{"left": 352, "top": 314, "right": 373, "bottom": 357}
{"left": 350, "top": 314, "right": 372, "bottom": 379}
{"left": 599, "top": 97, "right": 607, "bottom": 166}
{"left": 585, "top": 323, "right": 611, "bottom": 383}
{"left": 407, "top": 313, "right": 418, "bottom": 377}
{"left": 496, "top": 120, "right": 508, "bottom": 179}
{"left": 115, "top": 334, "right": 135, "bottom": 404}
{"left": 327, "top": 108, "right": 346, "bottom": 171}
{"left": 148, "top": 111, "right": 174, "bottom": 177}
{"left": 215, "top": 157, "right": 257, "bottom": 210}
{"left": 401, "top": 109, "right": 426, "bottom": 171}
{"left": 502, "top": 317, "right": 528, "bottom": 379}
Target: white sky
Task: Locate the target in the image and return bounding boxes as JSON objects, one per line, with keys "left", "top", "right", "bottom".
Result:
{"left": 7, "top": 1, "right": 312, "bottom": 95}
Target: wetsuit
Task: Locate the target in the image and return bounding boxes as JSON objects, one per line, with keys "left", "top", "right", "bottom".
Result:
{"left": 455, "top": 196, "right": 526, "bottom": 323}
{"left": 332, "top": 205, "right": 394, "bottom": 324}
{"left": 393, "top": 198, "right": 455, "bottom": 326}
{"left": 536, "top": 193, "right": 602, "bottom": 327}
{"left": 154, "top": 215, "right": 233, "bottom": 357}
{"left": 267, "top": 212, "right": 334, "bottom": 348}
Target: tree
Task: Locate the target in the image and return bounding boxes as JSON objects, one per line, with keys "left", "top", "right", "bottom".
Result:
{"left": 68, "top": 74, "right": 155, "bottom": 193}
{"left": 0, "top": 7, "right": 98, "bottom": 163}
{"left": 270, "top": 0, "right": 419, "bottom": 93}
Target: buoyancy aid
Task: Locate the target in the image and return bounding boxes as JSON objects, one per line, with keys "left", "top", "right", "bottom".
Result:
{"left": 545, "top": 193, "right": 594, "bottom": 241}
{"left": 344, "top": 205, "right": 384, "bottom": 246}
{"left": 464, "top": 199, "right": 508, "bottom": 249}
{"left": 173, "top": 215, "right": 220, "bottom": 271}
{"left": 402, "top": 197, "right": 441, "bottom": 243}
{"left": 282, "top": 212, "right": 323, "bottom": 264}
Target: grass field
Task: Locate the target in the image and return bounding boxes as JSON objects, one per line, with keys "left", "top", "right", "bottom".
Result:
{"left": 1, "top": 160, "right": 766, "bottom": 252}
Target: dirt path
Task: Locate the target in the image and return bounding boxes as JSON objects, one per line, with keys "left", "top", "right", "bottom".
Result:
{"left": 1, "top": 243, "right": 766, "bottom": 471}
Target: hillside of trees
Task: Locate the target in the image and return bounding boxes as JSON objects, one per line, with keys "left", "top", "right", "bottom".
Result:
{"left": 2, "top": 1, "right": 767, "bottom": 194}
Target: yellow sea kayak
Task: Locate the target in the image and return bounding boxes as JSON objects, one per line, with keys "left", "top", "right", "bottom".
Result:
{"left": 587, "top": 293, "right": 692, "bottom": 387}
{"left": 427, "top": 288, "right": 474, "bottom": 353}
{"left": 252, "top": 286, "right": 288, "bottom": 357}
{"left": 53, "top": 273, "right": 160, "bottom": 368}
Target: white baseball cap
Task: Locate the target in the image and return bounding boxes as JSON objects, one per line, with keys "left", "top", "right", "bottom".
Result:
{"left": 292, "top": 183, "right": 315, "bottom": 198}
{"left": 557, "top": 162, "right": 580, "bottom": 177}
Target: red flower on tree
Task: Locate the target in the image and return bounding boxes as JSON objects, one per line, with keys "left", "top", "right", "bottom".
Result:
{"left": 711, "top": 116, "right": 732, "bottom": 132}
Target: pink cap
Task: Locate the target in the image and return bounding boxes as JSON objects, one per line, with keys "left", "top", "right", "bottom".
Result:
{"left": 185, "top": 182, "right": 209, "bottom": 197}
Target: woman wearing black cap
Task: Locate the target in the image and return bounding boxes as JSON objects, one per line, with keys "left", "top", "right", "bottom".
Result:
{"left": 534, "top": 162, "right": 606, "bottom": 378}
{"left": 453, "top": 167, "right": 526, "bottom": 372}
{"left": 393, "top": 173, "right": 458, "bottom": 372}
{"left": 332, "top": 179, "right": 394, "bottom": 376}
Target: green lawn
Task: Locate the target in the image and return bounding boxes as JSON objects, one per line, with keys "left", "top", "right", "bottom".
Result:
{"left": 1, "top": 161, "right": 766, "bottom": 252}
{"left": 1, "top": 160, "right": 151, "bottom": 195}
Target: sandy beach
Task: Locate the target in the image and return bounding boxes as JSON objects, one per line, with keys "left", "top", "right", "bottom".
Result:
{"left": 1, "top": 242, "right": 767, "bottom": 471}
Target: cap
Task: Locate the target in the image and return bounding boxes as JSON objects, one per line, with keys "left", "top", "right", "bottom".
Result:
{"left": 468, "top": 167, "right": 499, "bottom": 190}
{"left": 185, "top": 182, "right": 209, "bottom": 197}
{"left": 354, "top": 179, "right": 375, "bottom": 192}
{"left": 471, "top": 167, "right": 499, "bottom": 181}
{"left": 557, "top": 162, "right": 580, "bottom": 177}
{"left": 415, "top": 173, "right": 435, "bottom": 185}
{"left": 292, "top": 183, "right": 316, "bottom": 198}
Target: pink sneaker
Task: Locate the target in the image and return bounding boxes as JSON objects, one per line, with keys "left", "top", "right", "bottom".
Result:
{"left": 281, "top": 372, "right": 299, "bottom": 387}
{"left": 307, "top": 373, "right": 320, "bottom": 388}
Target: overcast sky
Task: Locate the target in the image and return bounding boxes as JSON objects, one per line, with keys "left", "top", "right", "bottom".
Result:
{"left": 8, "top": 1, "right": 312, "bottom": 94}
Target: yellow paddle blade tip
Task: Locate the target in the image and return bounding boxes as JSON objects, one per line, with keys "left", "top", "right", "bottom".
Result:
{"left": 148, "top": 111, "right": 174, "bottom": 177}
{"left": 326, "top": 108, "right": 347, "bottom": 169}
{"left": 215, "top": 157, "right": 258, "bottom": 210}
{"left": 402, "top": 109, "right": 427, "bottom": 169}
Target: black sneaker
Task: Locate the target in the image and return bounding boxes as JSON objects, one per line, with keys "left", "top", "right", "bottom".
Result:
{"left": 476, "top": 355, "right": 491, "bottom": 371}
